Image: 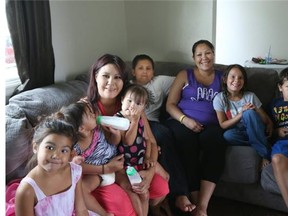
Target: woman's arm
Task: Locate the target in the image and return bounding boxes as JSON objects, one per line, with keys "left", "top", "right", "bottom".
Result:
{"left": 166, "top": 70, "right": 204, "bottom": 132}
{"left": 15, "top": 182, "right": 36, "bottom": 216}
{"left": 74, "top": 177, "right": 89, "bottom": 216}
{"left": 81, "top": 154, "right": 124, "bottom": 175}
{"left": 166, "top": 70, "right": 187, "bottom": 120}
{"left": 141, "top": 113, "right": 158, "bottom": 163}
{"left": 106, "top": 126, "right": 121, "bottom": 145}
{"left": 143, "top": 136, "right": 152, "bottom": 167}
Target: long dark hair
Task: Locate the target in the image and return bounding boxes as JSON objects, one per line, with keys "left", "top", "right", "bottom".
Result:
{"left": 87, "top": 54, "right": 128, "bottom": 112}
{"left": 222, "top": 64, "right": 248, "bottom": 109}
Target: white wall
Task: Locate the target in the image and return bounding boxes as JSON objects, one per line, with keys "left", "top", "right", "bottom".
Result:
{"left": 124, "top": 1, "right": 214, "bottom": 63}
{"left": 216, "top": 0, "right": 288, "bottom": 65}
{"left": 50, "top": 0, "right": 213, "bottom": 82}
{"left": 50, "top": 0, "right": 288, "bottom": 82}
{"left": 50, "top": 1, "right": 128, "bottom": 81}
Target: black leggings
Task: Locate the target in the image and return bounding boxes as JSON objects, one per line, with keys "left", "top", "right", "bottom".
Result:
{"left": 149, "top": 121, "right": 189, "bottom": 197}
{"left": 165, "top": 119, "right": 227, "bottom": 192}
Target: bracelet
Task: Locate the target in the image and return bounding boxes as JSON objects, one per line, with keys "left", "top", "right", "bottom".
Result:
{"left": 179, "top": 114, "right": 186, "bottom": 124}
{"left": 102, "top": 164, "right": 105, "bottom": 174}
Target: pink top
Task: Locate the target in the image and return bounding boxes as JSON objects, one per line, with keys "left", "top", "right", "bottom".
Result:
{"left": 20, "top": 162, "right": 98, "bottom": 216}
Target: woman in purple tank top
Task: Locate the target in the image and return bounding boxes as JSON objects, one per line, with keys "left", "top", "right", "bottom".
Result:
{"left": 165, "top": 40, "right": 227, "bottom": 216}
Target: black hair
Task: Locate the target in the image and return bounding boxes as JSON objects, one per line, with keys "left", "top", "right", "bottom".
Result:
{"left": 192, "top": 39, "right": 215, "bottom": 57}
{"left": 132, "top": 54, "right": 155, "bottom": 70}
{"left": 222, "top": 64, "right": 248, "bottom": 109}
{"left": 87, "top": 54, "right": 127, "bottom": 112}
{"left": 26, "top": 113, "right": 77, "bottom": 171}
{"left": 59, "top": 100, "right": 95, "bottom": 140}
{"left": 122, "top": 83, "right": 150, "bottom": 107}
{"left": 278, "top": 67, "right": 288, "bottom": 86}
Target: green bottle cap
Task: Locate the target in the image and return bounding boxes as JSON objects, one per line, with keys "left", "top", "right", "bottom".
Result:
{"left": 96, "top": 116, "right": 102, "bottom": 125}
{"left": 126, "top": 166, "right": 136, "bottom": 176}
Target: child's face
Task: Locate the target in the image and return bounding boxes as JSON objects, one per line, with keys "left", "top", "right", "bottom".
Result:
{"left": 132, "top": 59, "right": 154, "bottom": 85}
{"left": 34, "top": 133, "right": 73, "bottom": 172}
{"left": 226, "top": 67, "right": 245, "bottom": 93}
{"left": 121, "top": 92, "right": 146, "bottom": 113}
{"left": 279, "top": 79, "right": 288, "bottom": 101}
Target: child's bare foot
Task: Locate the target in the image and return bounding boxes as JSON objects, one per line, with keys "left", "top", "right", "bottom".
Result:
{"left": 175, "top": 195, "right": 196, "bottom": 212}
{"left": 192, "top": 207, "right": 207, "bottom": 216}
{"left": 261, "top": 158, "right": 270, "bottom": 169}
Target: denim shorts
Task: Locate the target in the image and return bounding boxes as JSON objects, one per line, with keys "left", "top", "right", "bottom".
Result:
{"left": 272, "top": 139, "right": 288, "bottom": 157}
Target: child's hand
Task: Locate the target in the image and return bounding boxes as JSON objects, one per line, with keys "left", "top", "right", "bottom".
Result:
{"left": 242, "top": 103, "right": 255, "bottom": 112}
{"left": 72, "top": 155, "right": 84, "bottom": 165}
{"left": 124, "top": 107, "right": 141, "bottom": 122}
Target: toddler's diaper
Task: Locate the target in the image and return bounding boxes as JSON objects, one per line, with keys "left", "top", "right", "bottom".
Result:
{"left": 100, "top": 172, "right": 115, "bottom": 186}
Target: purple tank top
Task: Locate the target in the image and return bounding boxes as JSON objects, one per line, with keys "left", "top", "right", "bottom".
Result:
{"left": 178, "top": 68, "right": 222, "bottom": 125}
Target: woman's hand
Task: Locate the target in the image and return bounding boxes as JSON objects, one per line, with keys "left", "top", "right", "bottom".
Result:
{"left": 131, "top": 168, "right": 155, "bottom": 195}
{"left": 143, "top": 157, "right": 155, "bottom": 169}
{"left": 101, "top": 125, "right": 121, "bottom": 137}
{"left": 101, "top": 125, "right": 121, "bottom": 145}
{"left": 106, "top": 154, "right": 124, "bottom": 173}
{"left": 182, "top": 116, "right": 204, "bottom": 133}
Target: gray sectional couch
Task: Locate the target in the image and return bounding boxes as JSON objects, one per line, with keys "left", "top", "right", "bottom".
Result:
{"left": 6, "top": 61, "right": 287, "bottom": 213}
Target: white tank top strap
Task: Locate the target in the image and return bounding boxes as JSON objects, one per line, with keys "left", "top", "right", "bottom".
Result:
{"left": 21, "top": 177, "right": 46, "bottom": 201}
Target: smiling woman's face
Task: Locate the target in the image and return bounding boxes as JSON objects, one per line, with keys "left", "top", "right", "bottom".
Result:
{"left": 193, "top": 43, "right": 215, "bottom": 72}
{"left": 95, "top": 64, "right": 124, "bottom": 100}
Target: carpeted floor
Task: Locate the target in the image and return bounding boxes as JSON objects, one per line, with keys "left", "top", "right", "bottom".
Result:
{"left": 206, "top": 196, "right": 287, "bottom": 216}
{"left": 171, "top": 196, "right": 287, "bottom": 216}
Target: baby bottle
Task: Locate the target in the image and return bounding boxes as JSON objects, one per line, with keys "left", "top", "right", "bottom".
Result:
{"left": 126, "top": 166, "right": 142, "bottom": 185}
{"left": 96, "top": 116, "right": 130, "bottom": 131}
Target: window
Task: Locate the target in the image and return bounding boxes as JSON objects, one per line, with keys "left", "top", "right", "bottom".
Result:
{"left": 5, "top": 35, "right": 15, "bottom": 65}
{"left": 3, "top": 5, "right": 21, "bottom": 103}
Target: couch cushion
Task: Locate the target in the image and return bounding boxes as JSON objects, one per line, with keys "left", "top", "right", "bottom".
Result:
{"left": 221, "top": 146, "right": 261, "bottom": 183}
{"left": 6, "top": 104, "right": 33, "bottom": 176}
{"left": 6, "top": 79, "right": 88, "bottom": 179}
{"left": 8, "top": 79, "right": 88, "bottom": 126}
{"left": 261, "top": 163, "right": 281, "bottom": 195}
